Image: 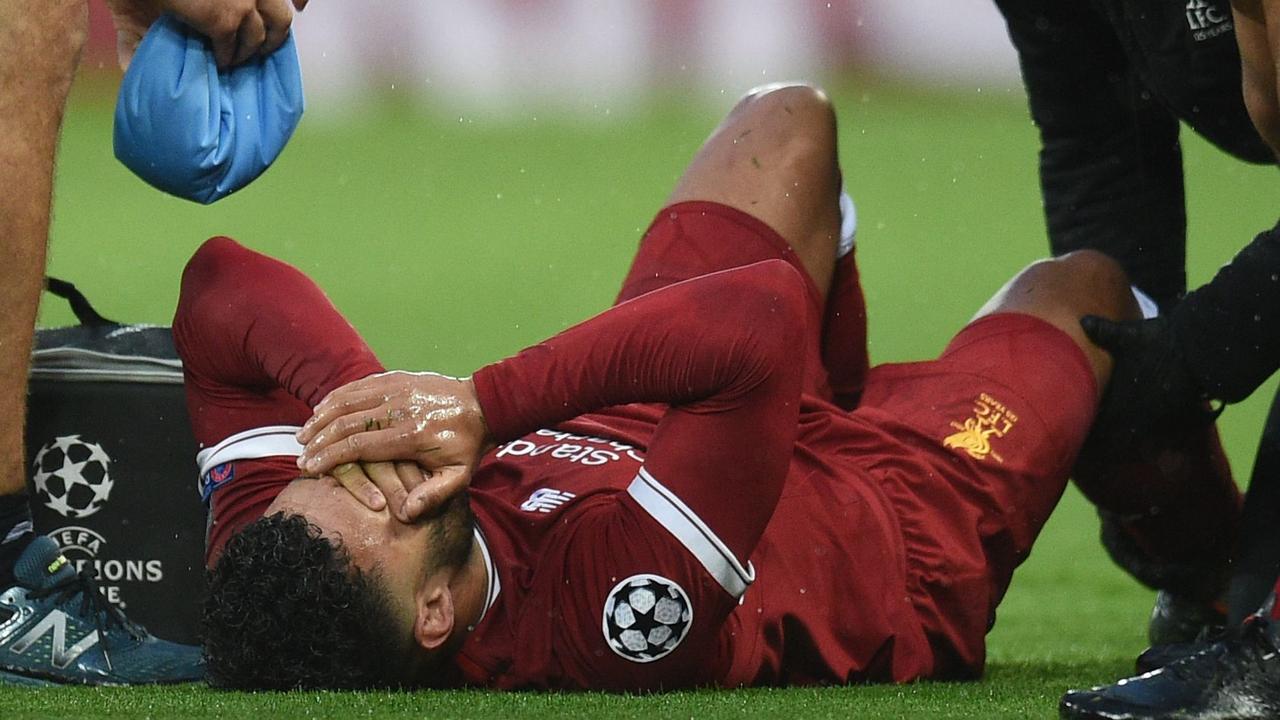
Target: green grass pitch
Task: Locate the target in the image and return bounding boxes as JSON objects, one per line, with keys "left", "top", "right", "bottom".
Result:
{"left": 7, "top": 73, "right": 1279, "bottom": 718}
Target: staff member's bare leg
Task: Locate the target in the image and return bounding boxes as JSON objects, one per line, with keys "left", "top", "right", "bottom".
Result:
{"left": 0, "top": 0, "right": 86, "bottom": 584}
{"left": 0, "top": 0, "right": 202, "bottom": 687}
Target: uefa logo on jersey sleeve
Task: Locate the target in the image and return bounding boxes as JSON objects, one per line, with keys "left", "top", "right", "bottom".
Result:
{"left": 602, "top": 574, "right": 693, "bottom": 663}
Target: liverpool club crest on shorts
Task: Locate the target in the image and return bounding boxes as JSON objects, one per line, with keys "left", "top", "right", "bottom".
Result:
{"left": 943, "top": 392, "right": 1019, "bottom": 463}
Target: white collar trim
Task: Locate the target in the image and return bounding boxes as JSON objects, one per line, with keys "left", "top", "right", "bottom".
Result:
{"left": 472, "top": 526, "right": 500, "bottom": 626}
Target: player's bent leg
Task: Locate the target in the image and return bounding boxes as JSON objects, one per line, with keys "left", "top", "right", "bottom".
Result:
{"left": 619, "top": 83, "right": 869, "bottom": 403}
{"left": 982, "top": 254, "right": 1240, "bottom": 609}
{"left": 855, "top": 253, "right": 1222, "bottom": 678}
{"left": 667, "top": 83, "right": 843, "bottom": 298}
{"left": 848, "top": 252, "right": 1125, "bottom": 676}
{"left": 986, "top": 262, "right": 1241, "bottom": 646}
{"left": 973, "top": 249, "right": 1138, "bottom": 389}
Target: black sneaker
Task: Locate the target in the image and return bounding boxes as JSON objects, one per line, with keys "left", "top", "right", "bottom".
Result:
{"left": 1148, "top": 590, "right": 1227, "bottom": 648}
{"left": 0, "top": 536, "right": 204, "bottom": 685}
{"left": 1060, "top": 616, "right": 1280, "bottom": 720}
{"left": 1134, "top": 640, "right": 1209, "bottom": 676}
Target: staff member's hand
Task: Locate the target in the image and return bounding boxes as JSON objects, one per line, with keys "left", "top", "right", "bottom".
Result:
{"left": 1081, "top": 314, "right": 1220, "bottom": 445}
{"left": 105, "top": 0, "right": 308, "bottom": 70}
{"left": 297, "top": 371, "right": 494, "bottom": 518}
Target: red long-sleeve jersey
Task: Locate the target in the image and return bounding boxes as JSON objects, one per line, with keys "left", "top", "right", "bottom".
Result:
{"left": 452, "top": 259, "right": 928, "bottom": 689}
{"left": 178, "top": 236, "right": 956, "bottom": 689}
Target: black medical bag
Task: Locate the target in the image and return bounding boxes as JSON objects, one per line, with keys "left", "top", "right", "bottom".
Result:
{"left": 24, "top": 279, "right": 205, "bottom": 644}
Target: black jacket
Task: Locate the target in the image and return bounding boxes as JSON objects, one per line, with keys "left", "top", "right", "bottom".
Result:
{"left": 996, "top": 0, "right": 1279, "bottom": 401}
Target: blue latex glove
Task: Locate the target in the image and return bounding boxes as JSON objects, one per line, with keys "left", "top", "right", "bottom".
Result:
{"left": 113, "top": 14, "right": 304, "bottom": 205}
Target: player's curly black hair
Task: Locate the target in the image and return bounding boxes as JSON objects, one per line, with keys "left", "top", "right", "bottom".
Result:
{"left": 201, "top": 512, "right": 414, "bottom": 690}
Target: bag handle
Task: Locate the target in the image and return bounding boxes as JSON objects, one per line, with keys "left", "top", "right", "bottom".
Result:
{"left": 44, "top": 277, "right": 116, "bottom": 327}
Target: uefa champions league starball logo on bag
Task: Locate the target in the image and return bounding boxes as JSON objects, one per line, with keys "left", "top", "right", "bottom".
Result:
{"left": 31, "top": 435, "right": 115, "bottom": 519}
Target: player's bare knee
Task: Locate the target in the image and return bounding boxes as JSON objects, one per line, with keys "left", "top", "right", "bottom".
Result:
{"left": 737, "top": 83, "right": 833, "bottom": 118}
{"left": 1054, "top": 249, "right": 1125, "bottom": 281}
{"left": 1052, "top": 250, "right": 1137, "bottom": 321}
{"left": 734, "top": 84, "right": 841, "bottom": 202}
{"left": 735, "top": 83, "right": 837, "bottom": 146}
{"left": 675, "top": 82, "right": 837, "bottom": 198}
{"left": 979, "top": 250, "right": 1135, "bottom": 329}
{"left": 668, "top": 83, "right": 841, "bottom": 289}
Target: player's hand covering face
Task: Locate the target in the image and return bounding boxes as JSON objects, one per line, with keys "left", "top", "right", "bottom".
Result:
{"left": 322, "top": 460, "right": 435, "bottom": 524}
{"left": 297, "top": 372, "right": 494, "bottom": 521}
{"left": 105, "top": 0, "right": 308, "bottom": 70}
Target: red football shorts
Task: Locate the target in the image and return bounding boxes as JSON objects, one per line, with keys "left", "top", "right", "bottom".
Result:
{"left": 849, "top": 313, "right": 1098, "bottom": 676}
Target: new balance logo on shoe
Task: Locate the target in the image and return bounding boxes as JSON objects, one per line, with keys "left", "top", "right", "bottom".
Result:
{"left": 0, "top": 537, "right": 204, "bottom": 685}
{"left": 9, "top": 609, "right": 100, "bottom": 670}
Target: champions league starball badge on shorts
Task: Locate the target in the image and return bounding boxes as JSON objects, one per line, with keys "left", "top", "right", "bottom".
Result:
{"left": 602, "top": 574, "right": 693, "bottom": 663}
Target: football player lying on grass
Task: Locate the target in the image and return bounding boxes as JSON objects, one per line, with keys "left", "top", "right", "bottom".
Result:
{"left": 182, "top": 83, "right": 1239, "bottom": 690}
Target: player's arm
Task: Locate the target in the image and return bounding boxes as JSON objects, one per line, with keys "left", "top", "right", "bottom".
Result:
{"left": 1233, "top": 0, "right": 1280, "bottom": 157}
{"left": 480, "top": 259, "right": 808, "bottom": 563}
{"left": 298, "top": 259, "right": 809, "bottom": 558}
{"left": 994, "top": 0, "right": 1188, "bottom": 306}
{"left": 174, "top": 237, "right": 385, "bottom": 411}
{"left": 477, "top": 260, "right": 809, "bottom": 685}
